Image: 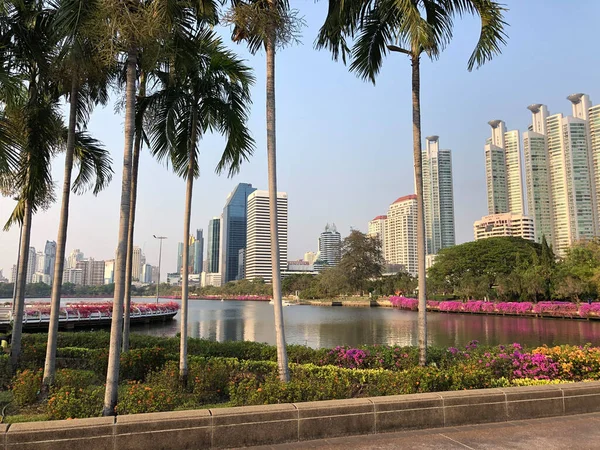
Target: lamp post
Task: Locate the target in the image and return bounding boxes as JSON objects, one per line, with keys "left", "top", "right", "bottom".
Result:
{"left": 153, "top": 235, "right": 167, "bottom": 303}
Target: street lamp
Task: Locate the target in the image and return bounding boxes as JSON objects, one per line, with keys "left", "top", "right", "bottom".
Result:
{"left": 153, "top": 235, "right": 167, "bottom": 303}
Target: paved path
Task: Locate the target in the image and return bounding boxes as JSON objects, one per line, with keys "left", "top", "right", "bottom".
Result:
{"left": 244, "top": 412, "right": 600, "bottom": 449}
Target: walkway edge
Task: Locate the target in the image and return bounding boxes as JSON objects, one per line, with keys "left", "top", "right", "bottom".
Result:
{"left": 3, "top": 381, "right": 600, "bottom": 449}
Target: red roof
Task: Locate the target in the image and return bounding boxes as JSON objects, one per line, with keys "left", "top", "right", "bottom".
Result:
{"left": 392, "top": 194, "right": 417, "bottom": 204}
{"left": 372, "top": 215, "right": 387, "bottom": 221}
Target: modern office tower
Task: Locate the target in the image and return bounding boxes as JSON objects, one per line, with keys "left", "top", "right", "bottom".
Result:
{"left": 546, "top": 109, "right": 596, "bottom": 255}
{"left": 151, "top": 266, "right": 160, "bottom": 283}
{"left": 67, "top": 249, "right": 84, "bottom": 269}
{"left": 193, "top": 229, "right": 204, "bottom": 274}
{"left": 26, "top": 247, "right": 36, "bottom": 284}
{"left": 245, "top": 190, "right": 288, "bottom": 282}
{"left": 220, "top": 183, "right": 256, "bottom": 283}
{"left": 43, "top": 240, "right": 56, "bottom": 275}
{"left": 485, "top": 120, "right": 525, "bottom": 215}
{"left": 207, "top": 217, "right": 221, "bottom": 273}
{"left": 141, "top": 264, "right": 153, "bottom": 283}
{"left": 303, "top": 251, "right": 317, "bottom": 265}
{"left": 422, "top": 136, "right": 455, "bottom": 254}
{"left": 318, "top": 224, "right": 342, "bottom": 267}
{"left": 177, "top": 242, "right": 184, "bottom": 273}
{"left": 524, "top": 104, "right": 553, "bottom": 244}
{"left": 368, "top": 215, "right": 387, "bottom": 252}
{"left": 237, "top": 248, "right": 245, "bottom": 280}
{"left": 384, "top": 195, "right": 418, "bottom": 276}
{"left": 590, "top": 103, "right": 600, "bottom": 221}
{"left": 473, "top": 213, "right": 535, "bottom": 242}
{"left": 104, "top": 260, "right": 115, "bottom": 284}
{"left": 131, "top": 246, "right": 145, "bottom": 281}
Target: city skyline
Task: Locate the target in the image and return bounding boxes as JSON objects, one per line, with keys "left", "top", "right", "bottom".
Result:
{"left": 1, "top": 1, "right": 599, "bottom": 278}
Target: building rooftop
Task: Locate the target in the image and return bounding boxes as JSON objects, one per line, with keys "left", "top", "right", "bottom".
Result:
{"left": 371, "top": 215, "right": 388, "bottom": 221}
{"left": 392, "top": 194, "right": 417, "bottom": 205}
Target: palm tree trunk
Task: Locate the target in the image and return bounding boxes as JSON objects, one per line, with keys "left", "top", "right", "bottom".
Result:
{"left": 103, "top": 50, "right": 136, "bottom": 416}
{"left": 266, "top": 28, "right": 289, "bottom": 382}
{"left": 180, "top": 114, "right": 196, "bottom": 386}
{"left": 42, "top": 81, "right": 78, "bottom": 391}
{"left": 123, "top": 72, "right": 146, "bottom": 353}
{"left": 411, "top": 53, "right": 427, "bottom": 366}
{"left": 10, "top": 199, "right": 32, "bottom": 372}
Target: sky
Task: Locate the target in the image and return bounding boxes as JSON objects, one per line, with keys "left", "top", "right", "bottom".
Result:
{"left": 1, "top": 0, "right": 600, "bottom": 279}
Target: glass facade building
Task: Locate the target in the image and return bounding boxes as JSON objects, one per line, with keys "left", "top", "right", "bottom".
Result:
{"left": 207, "top": 217, "right": 221, "bottom": 273}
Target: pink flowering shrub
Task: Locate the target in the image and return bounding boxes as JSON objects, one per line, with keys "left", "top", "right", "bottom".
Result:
{"left": 579, "top": 303, "right": 600, "bottom": 318}
{"left": 533, "top": 301, "right": 578, "bottom": 317}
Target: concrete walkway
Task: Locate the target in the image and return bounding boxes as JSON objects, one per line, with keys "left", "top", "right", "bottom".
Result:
{"left": 245, "top": 412, "right": 600, "bottom": 449}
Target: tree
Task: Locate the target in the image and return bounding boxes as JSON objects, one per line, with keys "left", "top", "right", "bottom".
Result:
{"left": 227, "top": 0, "right": 303, "bottom": 383}
{"left": 338, "top": 230, "right": 384, "bottom": 294}
{"left": 42, "top": 0, "right": 113, "bottom": 392}
{"left": 317, "top": 0, "right": 507, "bottom": 365}
{"left": 98, "top": 0, "right": 220, "bottom": 416}
{"left": 143, "top": 28, "right": 254, "bottom": 384}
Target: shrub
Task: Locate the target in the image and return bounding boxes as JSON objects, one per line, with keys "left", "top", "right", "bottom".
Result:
{"left": 119, "top": 347, "right": 171, "bottom": 381}
{"left": 534, "top": 345, "right": 600, "bottom": 381}
{"left": 53, "top": 369, "right": 99, "bottom": 391}
{"left": 116, "top": 382, "right": 184, "bottom": 415}
{"left": 12, "top": 369, "right": 42, "bottom": 406}
{"left": 56, "top": 347, "right": 109, "bottom": 375}
{"left": 46, "top": 386, "right": 104, "bottom": 420}
{"left": 0, "top": 354, "right": 10, "bottom": 390}
{"left": 188, "top": 357, "right": 240, "bottom": 404}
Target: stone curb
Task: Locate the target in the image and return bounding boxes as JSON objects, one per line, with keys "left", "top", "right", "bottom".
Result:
{"left": 3, "top": 381, "right": 600, "bottom": 449}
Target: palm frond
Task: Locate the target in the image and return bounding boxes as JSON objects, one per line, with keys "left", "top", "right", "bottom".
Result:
{"left": 71, "top": 131, "right": 113, "bottom": 195}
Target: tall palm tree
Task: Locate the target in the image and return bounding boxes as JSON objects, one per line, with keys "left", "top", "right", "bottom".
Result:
{"left": 317, "top": 0, "right": 507, "bottom": 365}
{"left": 100, "top": 0, "right": 220, "bottom": 415}
{"left": 142, "top": 28, "right": 254, "bottom": 384}
{"left": 42, "top": 0, "right": 113, "bottom": 391}
{"left": 227, "top": 0, "right": 301, "bottom": 383}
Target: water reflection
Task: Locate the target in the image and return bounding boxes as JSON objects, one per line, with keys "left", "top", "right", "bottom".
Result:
{"left": 41, "top": 298, "right": 600, "bottom": 348}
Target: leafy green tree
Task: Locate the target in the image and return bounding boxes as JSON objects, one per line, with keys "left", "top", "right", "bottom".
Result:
{"left": 554, "top": 239, "right": 600, "bottom": 301}
{"left": 338, "top": 230, "right": 384, "bottom": 294}
{"left": 317, "top": 0, "right": 507, "bottom": 365}
{"left": 143, "top": 29, "right": 254, "bottom": 384}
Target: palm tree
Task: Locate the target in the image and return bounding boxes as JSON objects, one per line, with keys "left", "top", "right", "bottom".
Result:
{"left": 100, "top": 0, "right": 220, "bottom": 415}
{"left": 42, "top": 0, "right": 114, "bottom": 392}
{"left": 317, "top": 0, "right": 507, "bottom": 365}
{"left": 227, "top": 0, "right": 302, "bottom": 383}
{"left": 142, "top": 28, "right": 254, "bottom": 384}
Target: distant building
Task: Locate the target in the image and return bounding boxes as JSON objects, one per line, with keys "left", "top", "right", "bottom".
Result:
{"left": 220, "top": 183, "right": 256, "bottom": 283}
{"left": 423, "top": 136, "right": 455, "bottom": 255}
{"left": 151, "top": 266, "right": 160, "bottom": 284}
{"left": 26, "top": 247, "right": 36, "bottom": 284}
{"left": 207, "top": 217, "right": 221, "bottom": 273}
{"left": 384, "top": 195, "right": 418, "bottom": 276}
{"left": 368, "top": 215, "right": 387, "bottom": 253}
{"left": 104, "top": 259, "right": 115, "bottom": 284}
{"left": 237, "top": 248, "right": 245, "bottom": 280}
{"left": 141, "top": 264, "right": 153, "bottom": 283}
{"left": 132, "top": 246, "right": 145, "bottom": 281}
{"left": 193, "top": 229, "right": 204, "bottom": 274}
{"left": 68, "top": 249, "right": 84, "bottom": 269}
{"left": 10, "top": 265, "right": 17, "bottom": 283}
{"left": 35, "top": 251, "right": 45, "bottom": 274}
{"left": 303, "top": 251, "right": 317, "bottom": 265}
{"left": 473, "top": 213, "right": 535, "bottom": 242}
{"left": 318, "top": 224, "right": 341, "bottom": 267}
{"left": 201, "top": 272, "right": 222, "bottom": 287}
{"left": 63, "top": 268, "right": 83, "bottom": 285}
{"left": 178, "top": 232, "right": 203, "bottom": 275}
{"left": 32, "top": 272, "right": 51, "bottom": 284}
{"left": 75, "top": 259, "right": 105, "bottom": 286}
{"left": 245, "top": 190, "right": 288, "bottom": 282}
{"left": 43, "top": 240, "right": 56, "bottom": 276}
{"left": 287, "top": 260, "right": 313, "bottom": 271}
{"left": 0, "top": 269, "right": 7, "bottom": 283}
{"left": 167, "top": 272, "right": 181, "bottom": 285}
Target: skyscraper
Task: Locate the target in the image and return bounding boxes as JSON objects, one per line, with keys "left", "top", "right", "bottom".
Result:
{"left": 220, "top": 183, "right": 256, "bottom": 283}
{"left": 524, "top": 104, "right": 553, "bottom": 244}
{"left": 422, "top": 136, "right": 455, "bottom": 255}
{"left": 245, "top": 190, "right": 288, "bottom": 282}
{"left": 206, "top": 217, "right": 221, "bottom": 273}
{"left": 68, "top": 249, "right": 84, "bottom": 269}
{"left": 318, "top": 224, "right": 341, "bottom": 267}
{"left": 484, "top": 120, "right": 524, "bottom": 215}
{"left": 193, "top": 229, "right": 204, "bottom": 274}
{"left": 26, "top": 247, "right": 36, "bottom": 284}
{"left": 43, "top": 240, "right": 56, "bottom": 276}
{"left": 384, "top": 195, "right": 418, "bottom": 276}
{"left": 132, "top": 246, "right": 144, "bottom": 281}
{"left": 177, "top": 242, "right": 184, "bottom": 273}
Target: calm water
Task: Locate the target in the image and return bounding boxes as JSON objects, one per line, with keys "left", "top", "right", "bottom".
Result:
{"left": 35, "top": 297, "right": 600, "bottom": 349}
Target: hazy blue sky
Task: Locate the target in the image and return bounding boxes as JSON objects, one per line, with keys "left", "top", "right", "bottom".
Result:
{"left": 1, "top": 0, "right": 599, "bottom": 278}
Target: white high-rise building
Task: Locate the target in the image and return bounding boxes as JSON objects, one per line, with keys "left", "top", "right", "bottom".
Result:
{"left": 422, "top": 136, "right": 455, "bottom": 255}
{"left": 546, "top": 108, "right": 596, "bottom": 255}
{"left": 318, "top": 224, "right": 341, "bottom": 267}
{"left": 485, "top": 120, "right": 524, "bottom": 215}
{"left": 368, "top": 215, "right": 387, "bottom": 253}
{"left": 384, "top": 195, "right": 418, "bottom": 276}
{"left": 244, "top": 190, "right": 288, "bottom": 282}
{"left": 26, "top": 247, "right": 36, "bottom": 284}
{"left": 524, "top": 104, "right": 552, "bottom": 244}
{"left": 63, "top": 268, "right": 83, "bottom": 285}
{"left": 132, "top": 246, "right": 144, "bottom": 281}
{"left": 473, "top": 213, "right": 535, "bottom": 241}
{"left": 68, "top": 249, "right": 84, "bottom": 269}
{"left": 104, "top": 259, "right": 115, "bottom": 284}
{"left": 35, "top": 251, "right": 45, "bottom": 274}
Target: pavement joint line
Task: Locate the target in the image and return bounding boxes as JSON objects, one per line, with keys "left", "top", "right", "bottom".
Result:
{"left": 438, "top": 433, "right": 477, "bottom": 449}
